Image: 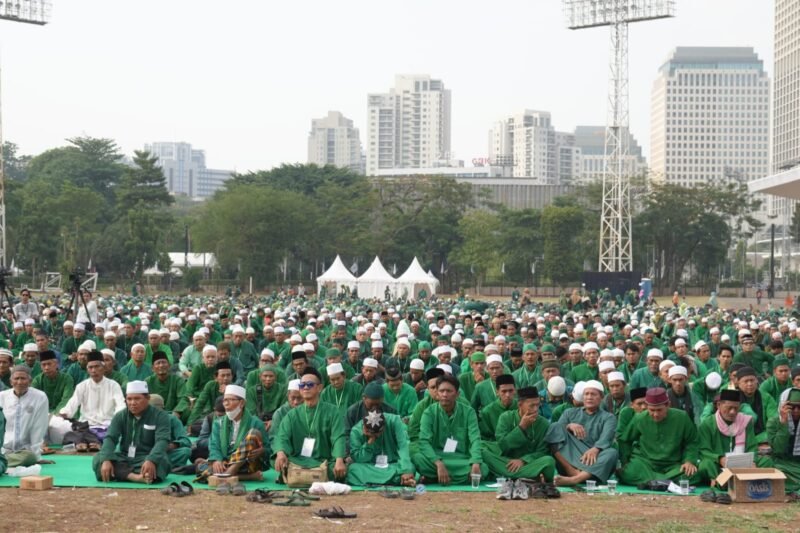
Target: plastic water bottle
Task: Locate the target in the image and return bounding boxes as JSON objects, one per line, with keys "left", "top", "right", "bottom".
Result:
{"left": 415, "top": 483, "right": 426, "bottom": 495}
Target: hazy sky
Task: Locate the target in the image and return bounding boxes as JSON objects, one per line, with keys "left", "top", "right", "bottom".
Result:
{"left": 0, "top": 0, "right": 774, "bottom": 172}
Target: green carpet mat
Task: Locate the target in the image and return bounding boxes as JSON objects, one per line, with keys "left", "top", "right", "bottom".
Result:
{"left": 0, "top": 454, "right": 704, "bottom": 494}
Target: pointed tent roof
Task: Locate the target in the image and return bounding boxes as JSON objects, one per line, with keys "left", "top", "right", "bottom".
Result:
{"left": 427, "top": 269, "right": 440, "bottom": 287}
{"left": 397, "top": 257, "right": 433, "bottom": 283}
{"left": 316, "top": 255, "right": 357, "bottom": 283}
{"left": 357, "top": 256, "right": 395, "bottom": 282}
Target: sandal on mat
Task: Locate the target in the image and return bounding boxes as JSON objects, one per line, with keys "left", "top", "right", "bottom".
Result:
{"left": 314, "top": 506, "right": 357, "bottom": 519}
{"left": 179, "top": 481, "right": 194, "bottom": 496}
{"left": 273, "top": 493, "right": 310, "bottom": 506}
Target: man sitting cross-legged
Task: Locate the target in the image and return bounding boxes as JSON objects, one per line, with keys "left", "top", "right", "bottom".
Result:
{"left": 346, "top": 409, "right": 415, "bottom": 487}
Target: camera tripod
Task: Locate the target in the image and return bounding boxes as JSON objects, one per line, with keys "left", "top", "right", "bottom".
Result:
{"left": 68, "top": 274, "right": 94, "bottom": 330}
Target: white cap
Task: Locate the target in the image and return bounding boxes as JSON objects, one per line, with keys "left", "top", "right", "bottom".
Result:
{"left": 659, "top": 360, "right": 676, "bottom": 372}
{"left": 169, "top": 332, "right": 180, "bottom": 341}
{"left": 74, "top": 322, "right": 86, "bottom": 331}
{"left": 668, "top": 365, "right": 688, "bottom": 378}
{"left": 306, "top": 333, "right": 318, "bottom": 342}
{"left": 288, "top": 379, "right": 301, "bottom": 391}
{"left": 694, "top": 340, "right": 707, "bottom": 351}
{"left": 148, "top": 330, "right": 159, "bottom": 338}
{"left": 582, "top": 342, "right": 599, "bottom": 353}
{"left": 598, "top": 361, "right": 616, "bottom": 373}
{"left": 486, "top": 354, "right": 504, "bottom": 366}
{"left": 224, "top": 384, "right": 246, "bottom": 399}
{"left": 572, "top": 381, "right": 586, "bottom": 402}
{"left": 437, "top": 363, "right": 453, "bottom": 375}
{"left": 607, "top": 371, "right": 625, "bottom": 383}
{"left": 202, "top": 345, "right": 217, "bottom": 355}
{"left": 63, "top": 320, "right": 74, "bottom": 328}
{"left": 290, "top": 334, "right": 303, "bottom": 343}
{"left": 569, "top": 343, "right": 583, "bottom": 352}
{"left": 101, "top": 348, "right": 115, "bottom": 359}
{"left": 363, "top": 357, "right": 379, "bottom": 368}
{"left": 104, "top": 331, "right": 117, "bottom": 339}
{"left": 647, "top": 348, "right": 664, "bottom": 360}
{"left": 274, "top": 326, "right": 285, "bottom": 334}
{"left": 24, "top": 318, "right": 35, "bottom": 326}
{"left": 261, "top": 348, "right": 275, "bottom": 358}
{"left": 547, "top": 376, "right": 566, "bottom": 396}
{"left": 705, "top": 372, "right": 722, "bottom": 390}
{"left": 126, "top": 381, "right": 149, "bottom": 394}
{"left": 79, "top": 340, "right": 96, "bottom": 352}
{"left": 347, "top": 340, "right": 360, "bottom": 350}
{"left": 22, "top": 343, "right": 37, "bottom": 353}
{"left": 245, "top": 327, "right": 255, "bottom": 335}
{"left": 291, "top": 344, "right": 305, "bottom": 354}
{"left": 410, "top": 359, "right": 425, "bottom": 371}
{"left": 326, "top": 363, "right": 344, "bottom": 376}
{"left": 371, "top": 340, "right": 383, "bottom": 349}
{"left": 302, "top": 342, "right": 315, "bottom": 352}
{"left": 674, "top": 338, "right": 687, "bottom": 347}
{"left": 583, "top": 380, "right": 604, "bottom": 394}
{"left": 396, "top": 338, "right": 410, "bottom": 347}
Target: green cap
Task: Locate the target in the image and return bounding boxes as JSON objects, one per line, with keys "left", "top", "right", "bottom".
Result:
{"left": 522, "top": 343, "right": 538, "bottom": 353}
{"left": 471, "top": 352, "right": 486, "bottom": 363}
{"left": 364, "top": 382, "right": 384, "bottom": 399}
{"left": 417, "top": 341, "right": 432, "bottom": 351}
{"left": 541, "top": 344, "right": 556, "bottom": 353}
{"left": 773, "top": 356, "right": 790, "bottom": 369}
{"left": 788, "top": 387, "right": 800, "bottom": 404}
{"left": 326, "top": 348, "right": 342, "bottom": 358}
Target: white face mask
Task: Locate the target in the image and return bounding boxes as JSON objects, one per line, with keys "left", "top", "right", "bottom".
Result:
{"left": 226, "top": 405, "right": 242, "bottom": 420}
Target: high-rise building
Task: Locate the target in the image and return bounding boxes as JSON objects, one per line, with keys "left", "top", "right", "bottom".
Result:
{"left": 773, "top": 1, "right": 800, "bottom": 174}
{"left": 573, "top": 126, "right": 647, "bottom": 182}
{"left": 365, "top": 75, "right": 451, "bottom": 175}
{"left": 307, "top": 111, "right": 363, "bottom": 173}
{"left": 650, "top": 48, "right": 770, "bottom": 200}
{"left": 144, "top": 142, "right": 232, "bottom": 198}
{"left": 488, "top": 110, "right": 580, "bottom": 183}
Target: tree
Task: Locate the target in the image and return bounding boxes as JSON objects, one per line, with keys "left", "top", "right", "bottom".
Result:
{"left": 450, "top": 210, "right": 501, "bottom": 292}
{"left": 115, "top": 151, "right": 174, "bottom": 213}
{"left": 541, "top": 205, "right": 585, "bottom": 286}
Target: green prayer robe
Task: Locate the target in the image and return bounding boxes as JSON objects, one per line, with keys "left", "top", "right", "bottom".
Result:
{"left": 457, "top": 371, "right": 487, "bottom": 403}
{"left": 31, "top": 372, "right": 75, "bottom": 413}
{"left": 273, "top": 402, "right": 346, "bottom": 475}
{"left": 413, "top": 402, "right": 487, "bottom": 484}
{"left": 569, "top": 363, "right": 600, "bottom": 383}
{"left": 629, "top": 367, "right": 664, "bottom": 390}
{"left": 144, "top": 343, "right": 173, "bottom": 366}
{"left": 482, "top": 410, "right": 556, "bottom": 481}
{"left": 733, "top": 349, "right": 774, "bottom": 379}
{"left": 382, "top": 383, "right": 418, "bottom": 419}
{"left": 697, "top": 413, "right": 770, "bottom": 483}
{"left": 545, "top": 407, "right": 618, "bottom": 482}
{"left": 741, "top": 391, "right": 778, "bottom": 443}
{"left": 92, "top": 405, "right": 172, "bottom": 482}
{"left": 618, "top": 409, "right": 701, "bottom": 485}
{"left": 185, "top": 363, "right": 215, "bottom": 398}
{"left": 145, "top": 374, "right": 186, "bottom": 413}
{"left": 347, "top": 413, "right": 414, "bottom": 486}
{"left": 766, "top": 416, "right": 800, "bottom": 492}
{"left": 759, "top": 376, "right": 791, "bottom": 404}
{"left": 511, "top": 365, "right": 541, "bottom": 389}
{"left": 246, "top": 382, "right": 285, "bottom": 421}
{"left": 478, "top": 399, "right": 517, "bottom": 441}
{"left": 470, "top": 378, "right": 499, "bottom": 415}
{"left": 166, "top": 413, "right": 192, "bottom": 467}
{"left": 66, "top": 363, "right": 88, "bottom": 385}
{"left": 320, "top": 381, "right": 363, "bottom": 420}
{"left": 188, "top": 381, "right": 224, "bottom": 425}
{"left": 107, "top": 371, "right": 128, "bottom": 390}
{"left": 230, "top": 341, "right": 259, "bottom": 374}
{"left": 208, "top": 410, "right": 270, "bottom": 470}
{"left": 120, "top": 361, "right": 153, "bottom": 382}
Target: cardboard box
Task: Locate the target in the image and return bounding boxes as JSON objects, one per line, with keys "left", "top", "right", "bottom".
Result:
{"left": 208, "top": 475, "right": 238, "bottom": 487}
{"left": 715, "top": 468, "right": 786, "bottom": 503}
{"left": 20, "top": 475, "right": 54, "bottom": 491}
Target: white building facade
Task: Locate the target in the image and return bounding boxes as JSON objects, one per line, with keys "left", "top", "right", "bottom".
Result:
{"left": 307, "top": 111, "right": 363, "bottom": 173}
{"left": 144, "top": 142, "right": 232, "bottom": 198}
{"left": 573, "top": 125, "right": 647, "bottom": 183}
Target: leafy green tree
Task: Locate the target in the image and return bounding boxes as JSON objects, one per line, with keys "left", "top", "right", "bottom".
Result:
{"left": 450, "top": 210, "right": 501, "bottom": 292}
{"left": 541, "top": 205, "right": 585, "bottom": 286}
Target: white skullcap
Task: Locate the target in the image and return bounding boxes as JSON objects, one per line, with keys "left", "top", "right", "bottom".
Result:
{"left": 738, "top": 328, "right": 751, "bottom": 337}
{"left": 607, "top": 371, "right": 625, "bottom": 383}
{"left": 74, "top": 322, "right": 86, "bottom": 331}
{"left": 224, "top": 384, "right": 246, "bottom": 400}
{"left": 583, "top": 380, "right": 604, "bottom": 394}
{"left": 721, "top": 334, "right": 731, "bottom": 342}
{"left": 363, "top": 357, "right": 379, "bottom": 368}
{"left": 198, "top": 327, "right": 210, "bottom": 335}
{"left": 302, "top": 343, "right": 315, "bottom": 352}
{"left": 288, "top": 379, "right": 301, "bottom": 391}
{"left": 486, "top": 354, "right": 504, "bottom": 366}
{"left": 104, "top": 331, "right": 117, "bottom": 339}
{"left": 273, "top": 326, "right": 285, "bottom": 334}
{"left": 245, "top": 327, "right": 255, "bottom": 335}
{"left": 437, "top": 363, "right": 453, "bottom": 375}
{"left": 306, "top": 333, "right": 318, "bottom": 342}
{"left": 371, "top": 340, "right": 383, "bottom": 349}
{"left": 550, "top": 330, "right": 559, "bottom": 339}
{"left": 582, "top": 342, "right": 599, "bottom": 353}
{"left": 572, "top": 381, "right": 586, "bottom": 402}
{"left": 547, "top": 376, "right": 567, "bottom": 396}
{"left": 290, "top": 334, "right": 302, "bottom": 343}
{"left": 148, "top": 329, "right": 159, "bottom": 337}
{"left": 598, "top": 361, "right": 616, "bottom": 373}
{"left": 63, "top": 320, "right": 74, "bottom": 328}
{"left": 126, "top": 381, "right": 149, "bottom": 394}
{"left": 22, "top": 343, "right": 37, "bottom": 353}
{"left": 410, "top": 359, "right": 425, "bottom": 371}
{"left": 647, "top": 348, "right": 664, "bottom": 359}
{"left": 599, "top": 349, "right": 614, "bottom": 360}
{"left": 612, "top": 348, "right": 625, "bottom": 359}
{"left": 291, "top": 344, "right": 305, "bottom": 354}
{"left": 326, "top": 363, "right": 344, "bottom": 376}
{"left": 23, "top": 318, "right": 34, "bottom": 326}
{"left": 202, "top": 345, "right": 217, "bottom": 354}
{"left": 396, "top": 338, "right": 410, "bottom": 347}
{"left": 462, "top": 338, "right": 474, "bottom": 346}
{"left": 659, "top": 360, "right": 676, "bottom": 371}
{"left": 597, "top": 332, "right": 607, "bottom": 340}
{"left": 261, "top": 348, "right": 275, "bottom": 358}
{"left": 79, "top": 340, "right": 96, "bottom": 352}
{"left": 569, "top": 343, "right": 583, "bottom": 352}
{"left": 169, "top": 331, "right": 180, "bottom": 341}
{"left": 100, "top": 348, "right": 115, "bottom": 359}
{"left": 676, "top": 328, "right": 688, "bottom": 338}
{"left": 705, "top": 372, "right": 722, "bottom": 390}
{"left": 674, "top": 338, "right": 686, "bottom": 347}
{"left": 451, "top": 333, "right": 462, "bottom": 343}
{"left": 668, "top": 365, "right": 688, "bottom": 378}
{"left": 574, "top": 324, "right": 585, "bottom": 332}
{"left": 347, "top": 340, "right": 360, "bottom": 350}
{"left": 370, "top": 332, "right": 382, "bottom": 341}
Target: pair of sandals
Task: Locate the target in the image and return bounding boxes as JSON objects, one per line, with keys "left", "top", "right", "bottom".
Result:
{"left": 75, "top": 442, "right": 101, "bottom": 453}
{"left": 314, "top": 506, "right": 357, "bottom": 519}
{"left": 377, "top": 488, "right": 416, "bottom": 500}
{"left": 271, "top": 489, "right": 321, "bottom": 506}
{"left": 216, "top": 482, "right": 247, "bottom": 496}
{"left": 700, "top": 490, "right": 732, "bottom": 505}
{"left": 161, "top": 481, "right": 194, "bottom": 497}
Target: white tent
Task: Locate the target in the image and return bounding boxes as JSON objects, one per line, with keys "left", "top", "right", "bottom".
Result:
{"left": 395, "top": 257, "right": 438, "bottom": 300}
{"left": 427, "top": 269, "right": 441, "bottom": 288}
{"left": 316, "top": 255, "right": 357, "bottom": 294}
{"left": 356, "top": 256, "right": 396, "bottom": 300}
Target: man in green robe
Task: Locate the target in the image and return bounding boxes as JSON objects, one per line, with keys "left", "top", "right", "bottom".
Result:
{"left": 320, "top": 362, "right": 363, "bottom": 420}
{"left": 145, "top": 331, "right": 173, "bottom": 367}
{"left": 149, "top": 394, "right": 192, "bottom": 468}
{"left": 471, "top": 354, "right": 507, "bottom": 415}
{"left": 545, "top": 380, "right": 618, "bottom": 485}
{"left": 245, "top": 364, "right": 285, "bottom": 432}
{"left": 483, "top": 386, "right": 556, "bottom": 481}
{"left": 666, "top": 365, "right": 703, "bottom": 426}
{"left": 120, "top": 344, "right": 153, "bottom": 382}
{"left": 629, "top": 349, "right": 666, "bottom": 390}
{"left": 102, "top": 350, "right": 128, "bottom": 390}
{"left": 601, "top": 371, "right": 629, "bottom": 417}
{"left": 697, "top": 389, "right": 771, "bottom": 483}
{"left": 618, "top": 387, "right": 701, "bottom": 486}
{"left": 274, "top": 367, "right": 347, "bottom": 481}
{"left": 733, "top": 334, "right": 773, "bottom": 379}
{"left": 230, "top": 327, "right": 259, "bottom": 375}
{"left": 179, "top": 331, "right": 206, "bottom": 378}
{"left": 412, "top": 374, "right": 487, "bottom": 485}
{"left": 477, "top": 374, "right": 517, "bottom": 441}
{"left": 93, "top": 381, "right": 171, "bottom": 483}
{"left": 736, "top": 366, "right": 778, "bottom": 445}
{"left": 760, "top": 356, "right": 792, "bottom": 403}
{"left": 206, "top": 384, "right": 270, "bottom": 481}
{"left": 767, "top": 387, "right": 800, "bottom": 492}
{"left": 31, "top": 350, "right": 74, "bottom": 413}
{"left": 188, "top": 362, "right": 233, "bottom": 429}
{"left": 458, "top": 351, "right": 488, "bottom": 402}
{"left": 145, "top": 351, "right": 186, "bottom": 416}
{"left": 0, "top": 348, "right": 12, "bottom": 389}
{"left": 382, "top": 366, "right": 418, "bottom": 420}
{"left": 269, "top": 379, "right": 302, "bottom": 444}
{"left": 615, "top": 387, "right": 648, "bottom": 440}
{"left": 512, "top": 344, "right": 541, "bottom": 388}
{"left": 347, "top": 410, "right": 416, "bottom": 487}
{"left": 185, "top": 346, "right": 218, "bottom": 400}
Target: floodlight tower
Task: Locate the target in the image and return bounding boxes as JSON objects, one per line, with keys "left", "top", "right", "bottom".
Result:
{"left": 565, "top": 1, "right": 674, "bottom": 272}
{"left": 0, "top": 1, "right": 51, "bottom": 269}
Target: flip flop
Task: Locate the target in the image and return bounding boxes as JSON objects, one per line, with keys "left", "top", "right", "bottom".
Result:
{"left": 715, "top": 493, "right": 732, "bottom": 505}
{"left": 75, "top": 443, "right": 89, "bottom": 453}
{"left": 231, "top": 483, "right": 247, "bottom": 496}
{"left": 179, "top": 481, "right": 194, "bottom": 496}
{"left": 272, "top": 494, "right": 310, "bottom": 506}
{"left": 314, "top": 506, "right": 357, "bottom": 519}
{"left": 700, "top": 490, "right": 717, "bottom": 503}
{"left": 292, "top": 489, "right": 320, "bottom": 501}
{"left": 161, "top": 482, "right": 181, "bottom": 496}
{"left": 216, "top": 483, "right": 232, "bottom": 496}
{"left": 246, "top": 489, "right": 276, "bottom": 503}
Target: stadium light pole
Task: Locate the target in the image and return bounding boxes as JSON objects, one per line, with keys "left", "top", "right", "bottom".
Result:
{"left": 0, "top": 1, "right": 52, "bottom": 269}
{"left": 564, "top": 1, "right": 674, "bottom": 272}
